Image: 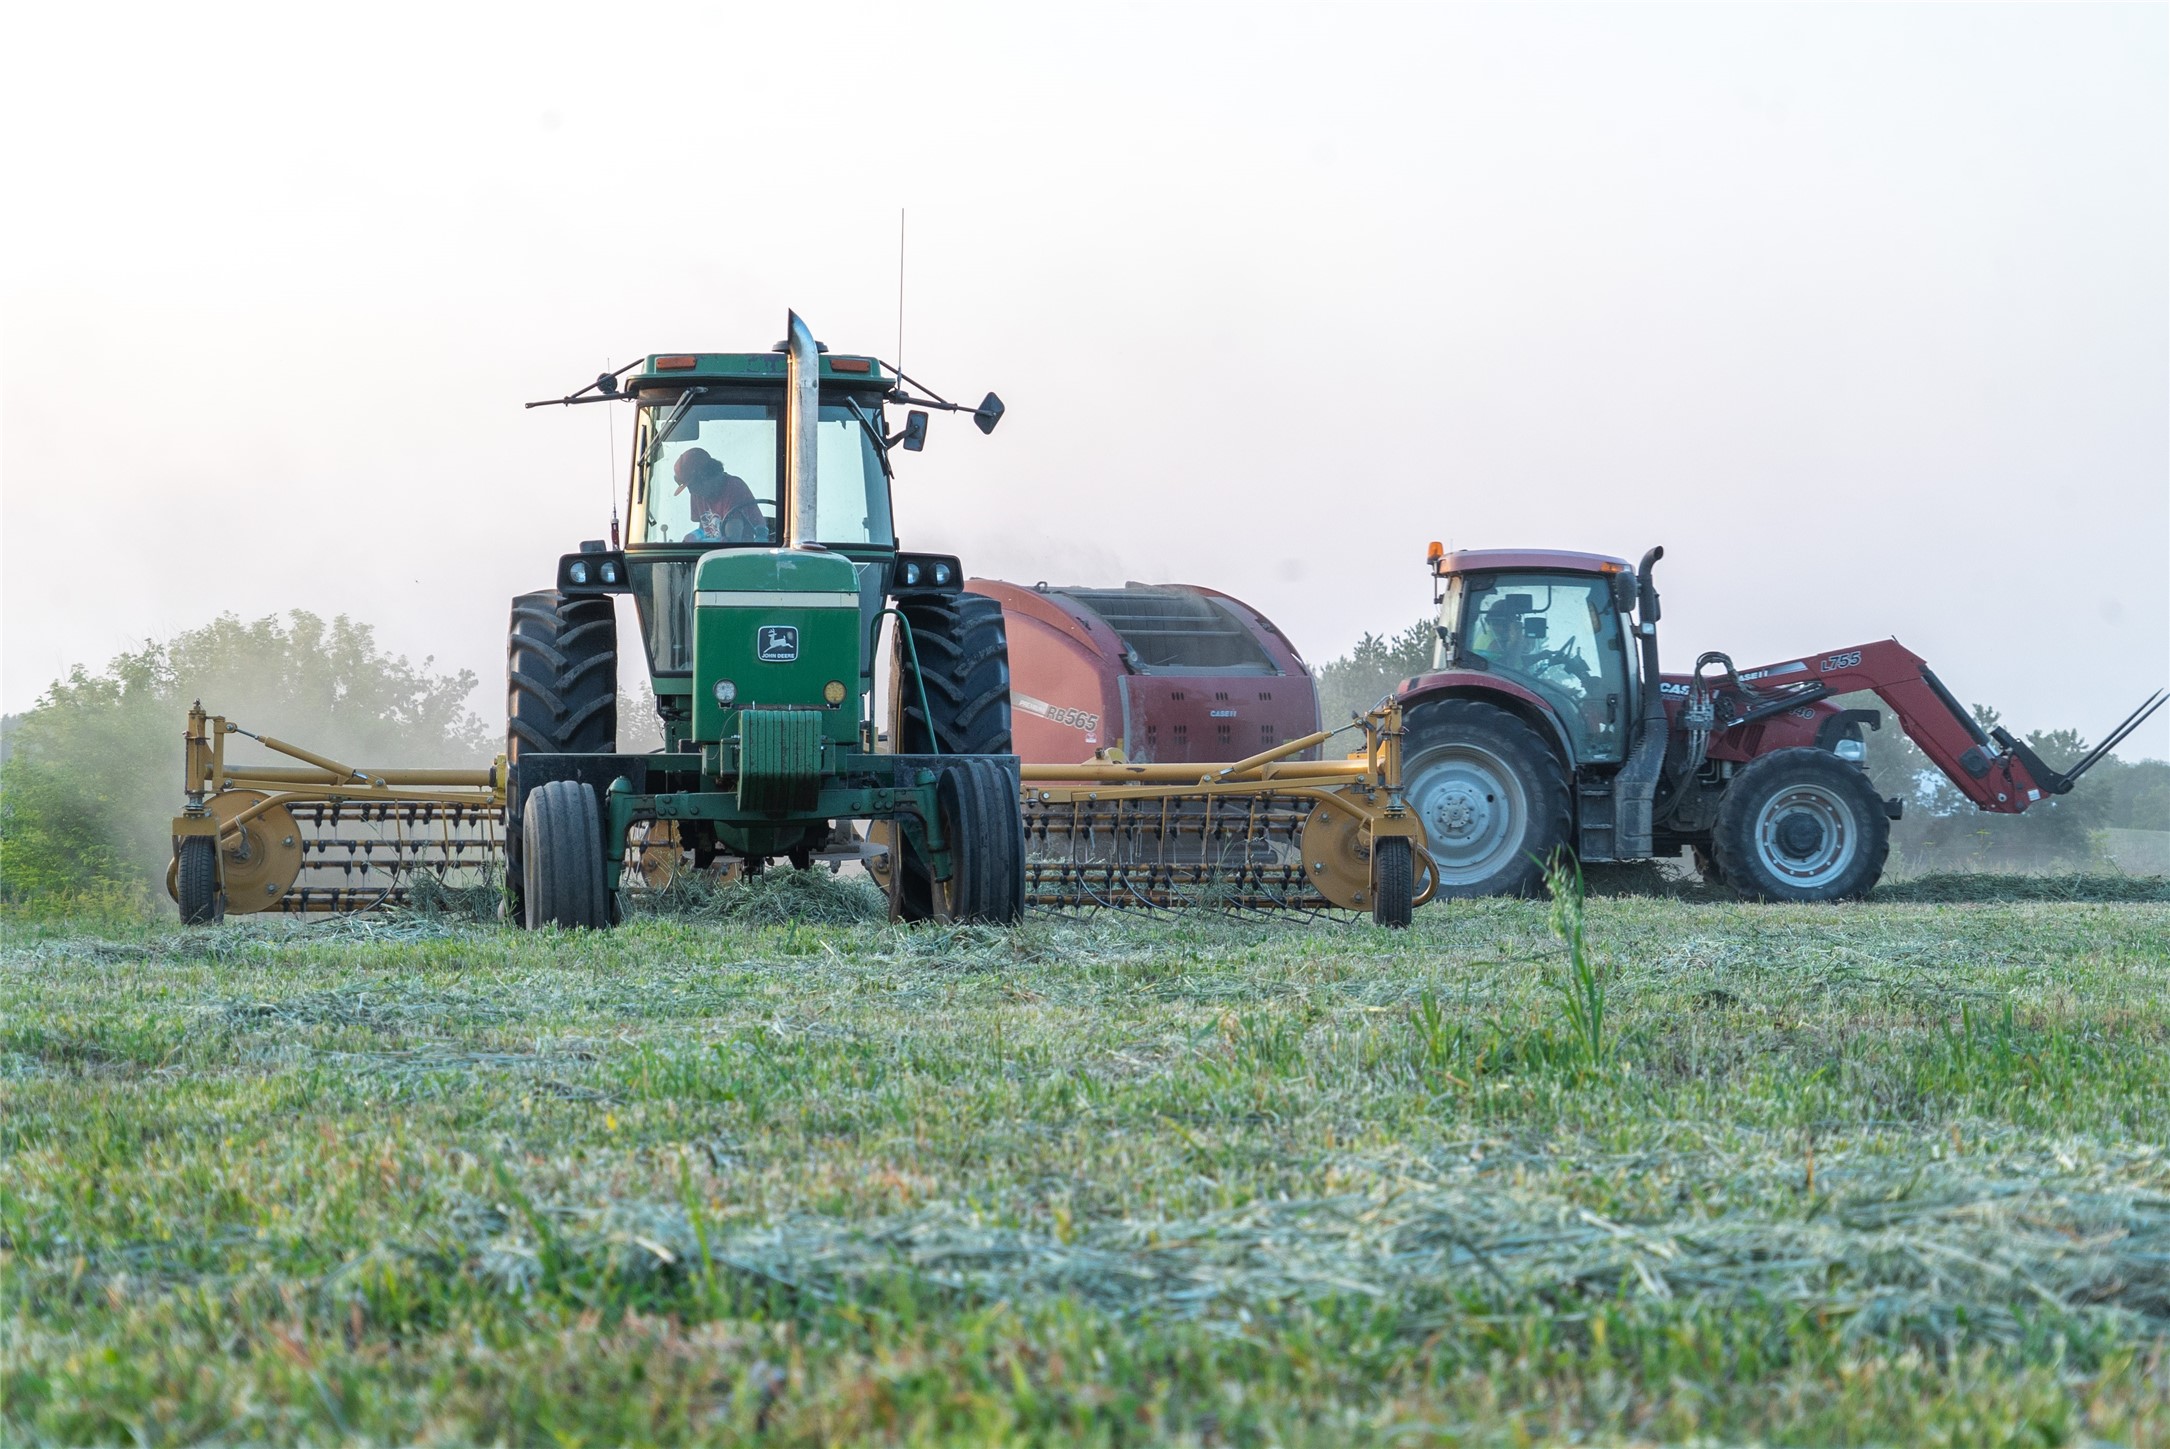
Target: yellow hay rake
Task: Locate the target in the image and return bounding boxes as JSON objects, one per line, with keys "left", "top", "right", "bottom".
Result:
{"left": 1016, "top": 704, "right": 1436, "bottom": 923}
{"left": 169, "top": 702, "right": 1433, "bottom": 924}
{"left": 169, "top": 703, "right": 506, "bottom": 921}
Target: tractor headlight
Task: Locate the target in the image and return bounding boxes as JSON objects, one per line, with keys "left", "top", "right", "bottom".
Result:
{"left": 714, "top": 680, "right": 737, "bottom": 705}
{"left": 569, "top": 560, "right": 589, "bottom": 584}
{"left": 900, "top": 561, "right": 923, "bottom": 587}
{"left": 932, "top": 562, "right": 953, "bottom": 586}
{"left": 823, "top": 680, "right": 847, "bottom": 706}
{"left": 599, "top": 561, "right": 618, "bottom": 584}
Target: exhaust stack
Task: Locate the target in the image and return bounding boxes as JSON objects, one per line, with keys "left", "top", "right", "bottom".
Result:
{"left": 783, "top": 310, "right": 821, "bottom": 549}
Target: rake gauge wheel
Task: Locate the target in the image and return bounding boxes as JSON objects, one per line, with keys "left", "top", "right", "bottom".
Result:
{"left": 175, "top": 836, "right": 224, "bottom": 925}
{"left": 1371, "top": 836, "right": 1415, "bottom": 929}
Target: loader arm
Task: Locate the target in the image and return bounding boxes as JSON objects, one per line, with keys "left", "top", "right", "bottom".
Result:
{"left": 1719, "top": 640, "right": 2164, "bottom": 815}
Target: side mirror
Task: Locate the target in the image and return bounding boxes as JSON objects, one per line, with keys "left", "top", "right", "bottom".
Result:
{"left": 972, "top": 392, "right": 1005, "bottom": 435}
{"left": 900, "top": 409, "right": 929, "bottom": 452}
{"left": 1610, "top": 571, "right": 1637, "bottom": 614}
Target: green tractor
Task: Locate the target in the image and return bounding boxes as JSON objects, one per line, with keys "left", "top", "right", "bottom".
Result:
{"left": 508, "top": 311, "right": 1022, "bottom": 927}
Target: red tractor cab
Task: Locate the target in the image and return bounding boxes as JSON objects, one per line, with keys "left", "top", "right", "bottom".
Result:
{"left": 1396, "top": 547, "right": 1666, "bottom": 897}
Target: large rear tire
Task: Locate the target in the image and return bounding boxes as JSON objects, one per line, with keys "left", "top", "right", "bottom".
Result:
{"left": 892, "top": 759, "right": 1024, "bottom": 925}
{"left": 521, "top": 780, "right": 611, "bottom": 929}
{"left": 892, "top": 593, "right": 1013, "bottom": 756}
{"left": 1401, "top": 698, "right": 1571, "bottom": 898}
{"left": 1713, "top": 748, "right": 1889, "bottom": 902}
{"left": 506, "top": 591, "right": 616, "bottom": 917}
{"left": 176, "top": 836, "right": 225, "bottom": 925}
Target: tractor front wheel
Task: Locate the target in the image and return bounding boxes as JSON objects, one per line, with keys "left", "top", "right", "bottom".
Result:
{"left": 521, "top": 779, "right": 611, "bottom": 929}
{"left": 1713, "top": 748, "right": 1889, "bottom": 902}
{"left": 891, "top": 759, "right": 1024, "bottom": 924}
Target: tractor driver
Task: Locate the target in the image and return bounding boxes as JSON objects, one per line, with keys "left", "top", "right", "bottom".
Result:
{"left": 673, "top": 447, "right": 768, "bottom": 544}
{"left": 1480, "top": 595, "right": 1591, "bottom": 695}
{"left": 1479, "top": 596, "right": 1544, "bottom": 673}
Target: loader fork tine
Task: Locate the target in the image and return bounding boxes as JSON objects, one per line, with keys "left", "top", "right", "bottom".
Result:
{"left": 2063, "top": 688, "right": 2169, "bottom": 785}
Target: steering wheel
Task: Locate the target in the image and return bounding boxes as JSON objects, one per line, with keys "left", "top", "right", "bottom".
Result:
{"left": 1535, "top": 636, "right": 1594, "bottom": 681}
{"left": 721, "top": 499, "right": 777, "bottom": 545}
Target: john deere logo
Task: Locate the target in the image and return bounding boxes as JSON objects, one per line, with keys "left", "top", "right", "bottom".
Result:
{"left": 757, "top": 626, "right": 799, "bottom": 663}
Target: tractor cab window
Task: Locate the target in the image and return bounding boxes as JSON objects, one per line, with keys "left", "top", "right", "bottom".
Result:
{"left": 626, "top": 391, "right": 895, "bottom": 679}
{"left": 1463, "top": 573, "right": 1631, "bottom": 762}
{"left": 640, "top": 401, "right": 782, "bottom": 546}
{"left": 631, "top": 394, "right": 895, "bottom": 549}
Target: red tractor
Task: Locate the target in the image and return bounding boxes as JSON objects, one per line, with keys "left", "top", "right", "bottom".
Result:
{"left": 1396, "top": 545, "right": 2165, "bottom": 901}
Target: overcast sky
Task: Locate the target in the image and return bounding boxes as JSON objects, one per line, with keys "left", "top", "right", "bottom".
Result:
{"left": 4, "top": 3, "right": 2165, "bottom": 756}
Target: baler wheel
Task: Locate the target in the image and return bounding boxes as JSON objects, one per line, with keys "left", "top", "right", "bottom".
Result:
{"left": 176, "top": 836, "right": 224, "bottom": 925}
{"left": 521, "top": 779, "right": 611, "bottom": 929}
{"left": 1371, "top": 836, "right": 1415, "bottom": 929}
{"left": 1713, "top": 747, "right": 1889, "bottom": 902}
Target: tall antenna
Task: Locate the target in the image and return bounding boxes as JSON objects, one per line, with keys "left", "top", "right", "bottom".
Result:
{"left": 896, "top": 207, "right": 906, "bottom": 381}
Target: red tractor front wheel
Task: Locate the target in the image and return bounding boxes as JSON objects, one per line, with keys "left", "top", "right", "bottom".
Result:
{"left": 1713, "top": 748, "right": 1890, "bottom": 902}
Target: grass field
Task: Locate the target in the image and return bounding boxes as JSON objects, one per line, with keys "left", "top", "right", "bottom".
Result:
{"left": 5, "top": 877, "right": 2170, "bottom": 1446}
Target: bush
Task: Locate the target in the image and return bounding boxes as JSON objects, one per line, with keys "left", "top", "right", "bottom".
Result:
{"left": 1312, "top": 619, "right": 1434, "bottom": 730}
{"left": 0, "top": 613, "right": 491, "bottom": 911}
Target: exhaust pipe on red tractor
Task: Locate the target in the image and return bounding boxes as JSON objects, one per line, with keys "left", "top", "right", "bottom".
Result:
{"left": 1995, "top": 688, "right": 2167, "bottom": 795}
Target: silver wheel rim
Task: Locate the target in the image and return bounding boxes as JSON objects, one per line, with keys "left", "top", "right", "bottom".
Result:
{"left": 1405, "top": 743, "right": 1530, "bottom": 887}
{"left": 1751, "top": 782, "right": 1858, "bottom": 889}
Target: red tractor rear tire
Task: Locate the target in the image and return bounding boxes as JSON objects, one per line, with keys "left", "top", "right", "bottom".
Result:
{"left": 1712, "top": 747, "right": 1890, "bottom": 902}
{"left": 1401, "top": 698, "right": 1572, "bottom": 899}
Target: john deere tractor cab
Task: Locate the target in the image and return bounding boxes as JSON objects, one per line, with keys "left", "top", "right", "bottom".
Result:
{"left": 507, "top": 311, "right": 1022, "bottom": 927}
